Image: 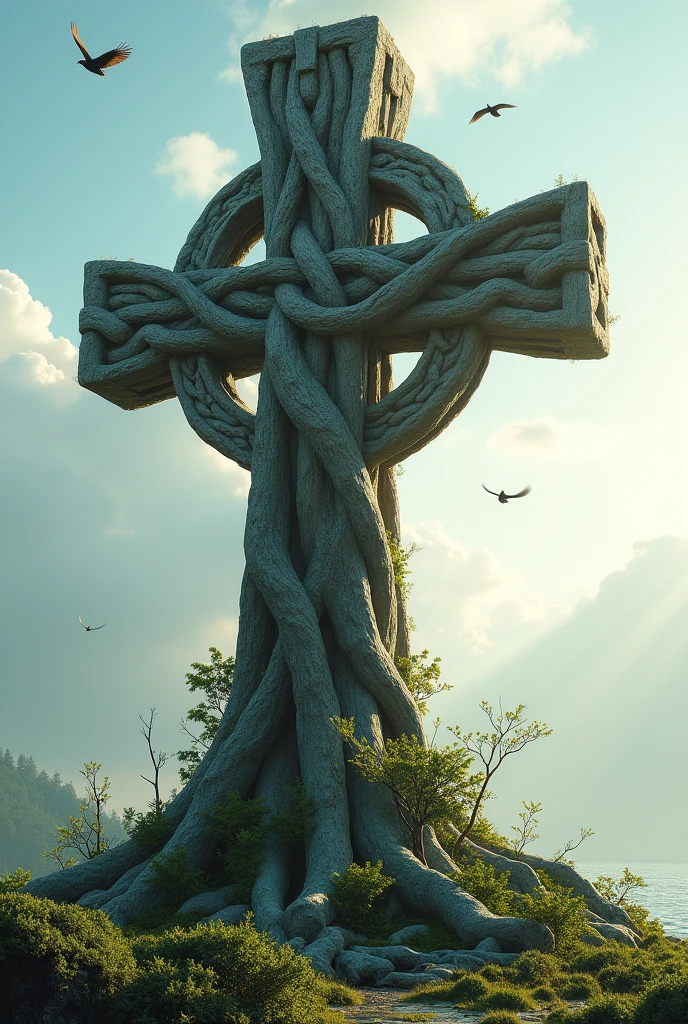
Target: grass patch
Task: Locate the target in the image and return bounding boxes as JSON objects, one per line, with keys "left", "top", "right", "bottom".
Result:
{"left": 532, "top": 984, "right": 558, "bottom": 1002}
{"left": 477, "top": 986, "right": 537, "bottom": 1012}
{"left": 480, "top": 1013, "right": 523, "bottom": 1024}
{"left": 555, "top": 973, "right": 602, "bottom": 1000}
{"left": 315, "top": 977, "right": 363, "bottom": 1005}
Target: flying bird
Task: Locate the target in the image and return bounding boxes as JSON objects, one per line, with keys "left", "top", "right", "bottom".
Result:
{"left": 78, "top": 615, "right": 106, "bottom": 632}
{"left": 469, "top": 103, "right": 517, "bottom": 124}
{"left": 71, "top": 22, "right": 132, "bottom": 76}
{"left": 482, "top": 484, "right": 531, "bottom": 504}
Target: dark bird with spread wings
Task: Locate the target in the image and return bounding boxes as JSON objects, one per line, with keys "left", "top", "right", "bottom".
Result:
{"left": 482, "top": 484, "right": 531, "bottom": 504}
{"left": 71, "top": 22, "right": 131, "bottom": 76}
{"left": 79, "top": 615, "right": 106, "bottom": 632}
{"left": 470, "top": 102, "right": 517, "bottom": 124}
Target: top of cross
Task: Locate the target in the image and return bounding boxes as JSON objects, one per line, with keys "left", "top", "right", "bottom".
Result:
{"left": 77, "top": 16, "right": 609, "bottom": 472}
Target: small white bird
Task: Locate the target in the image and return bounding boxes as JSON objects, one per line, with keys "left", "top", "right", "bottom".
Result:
{"left": 470, "top": 102, "right": 517, "bottom": 124}
{"left": 482, "top": 484, "right": 531, "bottom": 504}
{"left": 78, "top": 615, "right": 106, "bottom": 632}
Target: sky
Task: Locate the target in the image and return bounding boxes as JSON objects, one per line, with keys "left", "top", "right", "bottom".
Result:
{"left": 1, "top": 0, "right": 687, "bottom": 863}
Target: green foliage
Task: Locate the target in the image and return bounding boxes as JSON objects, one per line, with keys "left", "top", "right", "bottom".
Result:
{"left": 334, "top": 717, "right": 478, "bottom": 864}
{"left": 593, "top": 869, "right": 650, "bottom": 934}
{"left": 532, "top": 984, "right": 558, "bottom": 1002}
{"left": 0, "top": 867, "right": 31, "bottom": 894}
{"left": 510, "top": 949, "right": 558, "bottom": 985}
{"left": 178, "top": 647, "right": 235, "bottom": 783}
{"left": 634, "top": 973, "right": 688, "bottom": 1024}
{"left": 205, "top": 791, "right": 270, "bottom": 901}
{"left": 478, "top": 987, "right": 536, "bottom": 1011}
{"left": 515, "top": 873, "right": 587, "bottom": 951}
{"left": 509, "top": 800, "right": 542, "bottom": 857}
{"left": 270, "top": 778, "right": 316, "bottom": 845}
{"left": 386, "top": 531, "right": 418, "bottom": 604}
{"left": 146, "top": 849, "right": 210, "bottom": 907}
{"left": 480, "top": 963, "right": 506, "bottom": 982}
{"left": 331, "top": 860, "right": 394, "bottom": 935}
{"left": 570, "top": 945, "right": 629, "bottom": 974}
{"left": 449, "top": 856, "right": 516, "bottom": 916}
{"left": 314, "top": 977, "right": 363, "bottom": 1005}
{"left": 0, "top": 893, "right": 136, "bottom": 1023}
{"left": 394, "top": 649, "right": 453, "bottom": 716}
{"left": 570, "top": 994, "right": 636, "bottom": 1023}
{"left": 545, "top": 1009, "right": 573, "bottom": 1023}
{"left": 448, "top": 972, "right": 489, "bottom": 1002}
{"left": 555, "top": 973, "right": 602, "bottom": 1000}
{"left": 598, "top": 963, "right": 652, "bottom": 994}
{"left": 403, "top": 919, "right": 465, "bottom": 952}
{"left": 128, "top": 918, "right": 335, "bottom": 1024}
{"left": 123, "top": 807, "right": 176, "bottom": 853}
{"left": 448, "top": 701, "right": 552, "bottom": 857}
{"left": 467, "top": 191, "right": 489, "bottom": 220}
{"left": 42, "top": 761, "right": 118, "bottom": 868}
{"left": 110, "top": 956, "right": 249, "bottom": 1024}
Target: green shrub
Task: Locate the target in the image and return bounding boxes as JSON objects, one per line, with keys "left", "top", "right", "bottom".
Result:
{"left": 510, "top": 948, "right": 558, "bottom": 984}
{"left": 533, "top": 984, "right": 558, "bottom": 1002}
{"left": 449, "top": 857, "right": 516, "bottom": 916}
{"left": 557, "top": 973, "right": 602, "bottom": 1000}
{"left": 516, "top": 875, "right": 587, "bottom": 951}
{"left": 0, "top": 869, "right": 31, "bottom": 894}
{"left": 478, "top": 987, "right": 536, "bottom": 1011}
{"left": 401, "top": 919, "right": 464, "bottom": 951}
{"left": 480, "top": 963, "right": 506, "bottom": 982}
{"left": 315, "top": 977, "right": 363, "bottom": 1006}
{"left": 332, "top": 861, "right": 394, "bottom": 935}
{"left": 634, "top": 973, "right": 688, "bottom": 1024}
{"left": 205, "top": 791, "right": 269, "bottom": 901}
{"left": 110, "top": 957, "right": 250, "bottom": 1024}
{"left": 570, "top": 945, "right": 629, "bottom": 974}
{"left": 146, "top": 848, "right": 210, "bottom": 906}
{"left": 570, "top": 994, "right": 636, "bottom": 1023}
{"left": 479, "top": 1012, "right": 522, "bottom": 1024}
{"left": 598, "top": 964, "right": 652, "bottom": 994}
{"left": 129, "top": 918, "right": 335, "bottom": 1024}
{"left": 0, "top": 893, "right": 136, "bottom": 1024}
{"left": 127, "top": 809, "right": 175, "bottom": 852}
{"left": 448, "top": 971, "right": 489, "bottom": 1002}
{"left": 545, "top": 1009, "right": 572, "bottom": 1023}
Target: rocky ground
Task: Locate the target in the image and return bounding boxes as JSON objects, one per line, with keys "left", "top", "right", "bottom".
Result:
{"left": 341, "top": 988, "right": 562, "bottom": 1022}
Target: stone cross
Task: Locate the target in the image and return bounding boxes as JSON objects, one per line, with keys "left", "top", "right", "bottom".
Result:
{"left": 73, "top": 17, "right": 609, "bottom": 945}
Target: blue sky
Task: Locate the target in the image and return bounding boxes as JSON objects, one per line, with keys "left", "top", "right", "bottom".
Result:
{"left": 1, "top": 0, "right": 687, "bottom": 861}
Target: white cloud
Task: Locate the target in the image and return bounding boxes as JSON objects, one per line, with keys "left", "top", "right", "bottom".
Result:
{"left": 202, "top": 445, "right": 251, "bottom": 496}
{"left": 223, "top": 0, "right": 591, "bottom": 111}
{"left": 0, "top": 270, "right": 77, "bottom": 386}
{"left": 404, "top": 520, "right": 569, "bottom": 658}
{"left": 156, "top": 132, "right": 239, "bottom": 199}
{"left": 487, "top": 415, "right": 618, "bottom": 459}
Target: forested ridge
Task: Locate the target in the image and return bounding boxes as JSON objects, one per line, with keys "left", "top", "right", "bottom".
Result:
{"left": 0, "top": 749, "right": 124, "bottom": 877}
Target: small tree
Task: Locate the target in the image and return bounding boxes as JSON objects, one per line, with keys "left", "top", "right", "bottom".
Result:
{"left": 139, "top": 708, "right": 169, "bottom": 815}
{"left": 42, "top": 762, "right": 114, "bottom": 867}
{"left": 395, "top": 649, "right": 453, "bottom": 716}
{"left": 594, "top": 867, "right": 647, "bottom": 906}
{"left": 449, "top": 702, "right": 552, "bottom": 858}
{"left": 177, "top": 647, "right": 235, "bottom": 782}
{"left": 333, "top": 718, "right": 479, "bottom": 866}
{"left": 510, "top": 800, "right": 542, "bottom": 858}
{"left": 553, "top": 826, "right": 595, "bottom": 863}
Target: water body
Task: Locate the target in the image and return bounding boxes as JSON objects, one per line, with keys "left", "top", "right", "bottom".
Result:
{"left": 577, "top": 861, "right": 688, "bottom": 938}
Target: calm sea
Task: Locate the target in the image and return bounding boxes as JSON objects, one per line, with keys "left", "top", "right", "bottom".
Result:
{"left": 577, "top": 862, "right": 688, "bottom": 939}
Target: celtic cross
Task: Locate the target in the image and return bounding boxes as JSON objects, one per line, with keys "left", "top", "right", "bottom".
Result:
{"left": 47, "top": 17, "right": 609, "bottom": 950}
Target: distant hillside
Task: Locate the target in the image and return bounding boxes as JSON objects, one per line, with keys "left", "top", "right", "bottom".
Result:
{"left": 0, "top": 749, "right": 126, "bottom": 878}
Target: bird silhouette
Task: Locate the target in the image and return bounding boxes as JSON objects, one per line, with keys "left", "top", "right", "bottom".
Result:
{"left": 78, "top": 615, "right": 106, "bottom": 632}
{"left": 482, "top": 484, "right": 531, "bottom": 504}
{"left": 71, "top": 23, "right": 131, "bottom": 76}
{"left": 469, "top": 103, "right": 517, "bottom": 124}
